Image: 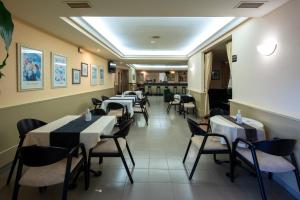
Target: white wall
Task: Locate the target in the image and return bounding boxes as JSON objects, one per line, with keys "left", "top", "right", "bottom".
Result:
{"left": 129, "top": 66, "right": 136, "bottom": 84}
{"left": 188, "top": 51, "right": 204, "bottom": 93}
{"left": 231, "top": 0, "right": 300, "bottom": 197}
{"left": 232, "top": 0, "right": 300, "bottom": 120}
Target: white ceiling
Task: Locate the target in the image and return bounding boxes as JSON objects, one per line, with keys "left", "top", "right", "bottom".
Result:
{"left": 2, "top": 0, "right": 289, "bottom": 67}
{"left": 79, "top": 17, "right": 236, "bottom": 56}
{"left": 133, "top": 64, "right": 188, "bottom": 71}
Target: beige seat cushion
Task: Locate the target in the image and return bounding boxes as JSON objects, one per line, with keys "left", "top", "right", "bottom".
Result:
{"left": 237, "top": 148, "right": 295, "bottom": 173}
{"left": 169, "top": 100, "right": 180, "bottom": 105}
{"left": 108, "top": 109, "right": 124, "bottom": 117}
{"left": 19, "top": 155, "right": 82, "bottom": 187}
{"left": 191, "top": 135, "right": 228, "bottom": 150}
{"left": 92, "top": 138, "right": 127, "bottom": 153}
{"left": 133, "top": 106, "right": 143, "bottom": 112}
{"left": 184, "top": 102, "right": 195, "bottom": 108}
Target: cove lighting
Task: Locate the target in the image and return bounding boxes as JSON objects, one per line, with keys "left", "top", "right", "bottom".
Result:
{"left": 134, "top": 64, "right": 188, "bottom": 70}
{"left": 79, "top": 17, "right": 236, "bottom": 56}
{"left": 257, "top": 39, "right": 277, "bottom": 56}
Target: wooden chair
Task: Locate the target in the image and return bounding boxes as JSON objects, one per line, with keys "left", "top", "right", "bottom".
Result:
{"left": 88, "top": 120, "right": 135, "bottom": 183}
{"left": 12, "top": 144, "right": 88, "bottom": 200}
{"left": 183, "top": 118, "right": 232, "bottom": 180}
{"left": 232, "top": 138, "right": 300, "bottom": 200}
{"left": 6, "top": 119, "right": 47, "bottom": 185}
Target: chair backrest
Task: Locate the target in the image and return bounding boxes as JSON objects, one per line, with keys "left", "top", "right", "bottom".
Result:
{"left": 114, "top": 119, "right": 133, "bottom": 138}
{"left": 17, "top": 119, "right": 47, "bottom": 139}
{"left": 18, "top": 145, "right": 68, "bottom": 167}
{"left": 91, "top": 98, "right": 102, "bottom": 106}
{"left": 107, "top": 102, "right": 124, "bottom": 110}
{"left": 181, "top": 95, "right": 191, "bottom": 103}
{"left": 254, "top": 139, "right": 296, "bottom": 156}
{"left": 187, "top": 118, "right": 207, "bottom": 136}
{"left": 91, "top": 108, "right": 107, "bottom": 116}
{"left": 101, "top": 95, "right": 109, "bottom": 101}
{"left": 128, "top": 92, "right": 136, "bottom": 95}
{"left": 209, "top": 108, "right": 229, "bottom": 117}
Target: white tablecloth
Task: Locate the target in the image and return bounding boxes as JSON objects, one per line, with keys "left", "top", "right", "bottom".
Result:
{"left": 101, "top": 99, "right": 134, "bottom": 117}
{"left": 123, "top": 90, "right": 143, "bottom": 99}
{"left": 110, "top": 96, "right": 136, "bottom": 103}
{"left": 210, "top": 115, "right": 266, "bottom": 147}
{"left": 23, "top": 115, "right": 117, "bottom": 150}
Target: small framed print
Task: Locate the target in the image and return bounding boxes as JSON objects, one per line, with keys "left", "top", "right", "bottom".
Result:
{"left": 18, "top": 44, "right": 44, "bottom": 91}
{"left": 51, "top": 52, "right": 67, "bottom": 88}
{"left": 72, "top": 69, "right": 81, "bottom": 84}
{"left": 81, "top": 62, "right": 88, "bottom": 77}
{"left": 90, "top": 64, "right": 98, "bottom": 85}
{"left": 99, "top": 65, "right": 104, "bottom": 85}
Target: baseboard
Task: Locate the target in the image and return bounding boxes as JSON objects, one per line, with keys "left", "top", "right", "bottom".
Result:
{"left": 0, "top": 145, "right": 17, "bottom": 168}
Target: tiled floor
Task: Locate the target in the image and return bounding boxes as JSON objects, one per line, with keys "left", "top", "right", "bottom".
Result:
{"left": 0, "top": 96, "right": 296, "bottom": 199}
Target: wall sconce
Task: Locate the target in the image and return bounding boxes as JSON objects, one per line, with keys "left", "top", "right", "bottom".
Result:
{"left": 257, "top": 39, "right": 277, "bottom": 56}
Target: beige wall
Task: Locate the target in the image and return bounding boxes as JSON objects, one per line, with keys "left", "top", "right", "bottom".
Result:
{"left": 0, "top": 18, "right": 114, "bottom": 109}
{"left": 0, "top": 18, "right": 115, "bottom": 167}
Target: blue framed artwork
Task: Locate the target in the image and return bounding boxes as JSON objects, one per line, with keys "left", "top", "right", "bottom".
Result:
{"left": 72, "top": 69, "right": 81, "bottom": 84}
{"left": 91, "top": 64, "right": 98, "bottom": 85}
{"left": 18, "top": 44, "right": 44, "bottom": 91}
{"left": 51, "top": 52, "right": 67, "bottom": 88}
{"left": 81, "top": 62, "right": 88, "bottom": 77}
{"left": 99, "top": 65, "right": 104, "bottom": 85}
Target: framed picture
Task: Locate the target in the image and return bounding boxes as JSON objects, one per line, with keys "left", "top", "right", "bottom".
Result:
{"left": 72, "top": 69, "right": 81, "bottom": 84}
{"left": 81, "top": 62, "right": 88, "bottom": 77}
{"left": 211, "top": 69, "right": 220, "bottom": 80}
{"left": 90, "top": 64, "right": 98, "bottom": 85}
{"left": 18, "top": 44, "right": 44, "bottom": 91}
{"left": 99, "top": 65, "right": 104, "bottom": 85}
{"left": 51, "top": 52, "right": 67, "bottom": 88}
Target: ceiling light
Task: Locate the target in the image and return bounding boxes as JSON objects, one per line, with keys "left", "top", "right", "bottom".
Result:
{"left": 134, "top": 64, "right": 188, "bottom": 70}
{"left": 257, "top": 39, "right": 277, "bottom": 56}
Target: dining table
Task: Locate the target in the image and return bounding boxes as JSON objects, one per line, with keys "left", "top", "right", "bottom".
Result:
{"left": 123, "top": 90, "right": 143, "bottom": 99}
{"left": 101, "top": 97, "right": 135, "bottom": 117}
{"left": 210, "top": 115, "right": 266, "bottom": 147}
{"left": 23, "top": 115, "right": 117, "bottom": 150}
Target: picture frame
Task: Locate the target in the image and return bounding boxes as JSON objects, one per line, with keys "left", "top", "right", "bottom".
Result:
{"left": 90, "top": 64, "right": 98, "bottom": 85}
{"left": 18, "top": 44, "right": 44, "bottom": 91}
{"left": 51, "top": 52, "right": 67, "bottom": 88}
{"left": 81, "top": 62, "right": 88, "bottom": 77}
{"left": 99, "top": 65, "right": 104, "bottom": 85}
{"left": 72, "top": 69, "right": 81, "bottom": 84}
{"left": 211, "top": 69, "right": 220, "bottom": 80}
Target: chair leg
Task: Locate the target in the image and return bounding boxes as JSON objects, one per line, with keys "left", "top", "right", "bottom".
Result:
{"left": 98, "top": 157, "right": 103, "bottom": 165}
{"left": 6, "top": 150, "right": 19, "bottom": 185}
{"left": 12, "top": 184, "right": 20, "bottom": 200}
{"left": 167, "top": 104, "right": 171, "bottom": 113}
{"left": 268, "top": 172, "right": 273, "bottom": 180}
{"left": 252, "top": 152, "right": 267, "bottom": 200}
{"left": 120, "top": 153, "right": 134, "bottom": 183}
{"left": 143, "top": 112, "right": 148, "bottom": 125}
{"left": 126, "top": 142, "right": 135, "bottom": 166}
{"left": 229, "top": 153, "right": 234, "bottom": 182}
{"left": 189, "top": 148, "right": 203, "bottom": 180}
{"left": 183, "top": 140, "right": 192, "bottom": 163}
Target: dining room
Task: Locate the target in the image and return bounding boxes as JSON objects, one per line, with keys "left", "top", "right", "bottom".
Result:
{"left": 1, "top": 0, "right": 300, "bottom": 200}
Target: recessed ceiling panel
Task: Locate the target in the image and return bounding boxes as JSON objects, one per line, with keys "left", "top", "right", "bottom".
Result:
{"left": 80, "top": 17, "right": 236, "bottom": 56}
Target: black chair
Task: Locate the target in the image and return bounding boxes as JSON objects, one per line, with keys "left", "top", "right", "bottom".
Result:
{"left": 180, "top": 96, "right": 196, "bottom": 118}
{"left": 232, "top": 138, "right": 300, "bottom": 200}
{"left": 12, "top": 144, "right": 88, "bottom": 200}
{"left": 90, "top": 108, "right": 107, "bottom": 116}
{"left": 183, "top": 118, "right": 232, "bottom": 180}
{"left": 167, "top": 95, "right": 180, "bottom": 113}
{"left": 173, "top": 86, "right": 178, "bottom": 94}
{"left": 128, "top": 91, "right": 137, "bottom": 96}
{"left": 156, "top": 86, "right": 161, "bottom": 95}
{"left": 91, "top": 98, "right": 102, "bottom": 110}
{"left": 88, "top": 120, "right": 135, "bottom": 183}
{"left": 133, "top": 98, "right": 149, "bottom": 125}
{"left": 107, "top": 102, "right": 128, "bottom": 122}
{"left": 101, "top": 95, "right": 109, "bottom": 101}
{"left": 6, "top": 119, "right": 47, "bottom": 185}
